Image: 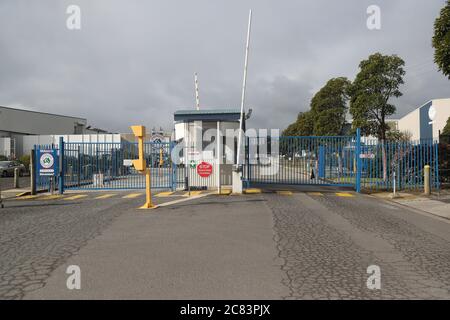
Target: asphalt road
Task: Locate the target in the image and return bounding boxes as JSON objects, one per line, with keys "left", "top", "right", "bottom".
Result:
{"left": 0, "top": 192, "right": 185, "bottom": 299}
{"left": 265, "top": 191, "right": 450, "bottom": 299}
{"left": 1, "top": 188, "right": 449, "bottom": 299}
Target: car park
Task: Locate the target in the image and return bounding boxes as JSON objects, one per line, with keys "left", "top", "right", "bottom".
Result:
{"left": 0, "top": 161, "right": 26, "bottom": 177}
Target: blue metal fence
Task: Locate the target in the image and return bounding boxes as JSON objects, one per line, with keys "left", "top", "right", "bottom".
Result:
{"left": 33, "top": 133, "right": 440, "bottom": 193}
{"left": 244, "top": 135, "right": 357, "bottom": 187}
{"left": 359, "top": 138, "right": 439, "bottom": 191}
{"left": 63, "top": 141, "right": 176, "bottom": 190}
{"left": 34, "top": 140, "right": 181, "bottom": 192}
{"left": 244, "top": 132, "right": 440, "bottom": 192}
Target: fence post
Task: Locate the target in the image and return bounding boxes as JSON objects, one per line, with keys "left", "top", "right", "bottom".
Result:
{"left": 58, "top": 137, "right": 65, "bottom": 195}
{"left": 318, "top": 145, "right": 325, "bottom": 178}
{"left": 434, "top": 142, "right": 440, "bottom": 191}
{"left": 30, "top": 148, "right": 36, "bottom": 195}
{"left": 424, "top": 165, "right": 431, "bottom": 195}
{"left": 171, "top": 141, "right": 176, "bottom": 191}
{"left": 356, "top": 128, "right": 362, "bottom": 193}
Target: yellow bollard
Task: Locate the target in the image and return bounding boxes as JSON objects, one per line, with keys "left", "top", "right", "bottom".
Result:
{"left": 140, "top": 168, "right": 155, "bottom": 209}
{"left": 130, "top": 125, "right": 157, "bottom": 209}
{"left": 424, "top": 165, "right": 430, "bottom": 196}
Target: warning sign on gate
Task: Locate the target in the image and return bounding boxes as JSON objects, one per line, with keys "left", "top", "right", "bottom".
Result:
{"left": 38, "top": 149, "right": 58, "bottom": 176}
{"left": 197, "top": 161, "right": 213, "bottom": 178}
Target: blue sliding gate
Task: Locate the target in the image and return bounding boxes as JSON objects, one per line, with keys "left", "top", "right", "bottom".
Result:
{"left": 244, "top": 130, "right": 440, "bottom": 192}
{"left": 34, "top": 140, "right": 181, "bottom": 192}
{"left": 244, "top": 135, "right": 358, "bottom": 188}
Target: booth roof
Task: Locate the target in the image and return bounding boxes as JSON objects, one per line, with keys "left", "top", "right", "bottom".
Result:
{"left": 174, "top": 108, "right": 244, "bottom": 122}
{"left": 174, "top": 109, "right": 241, "bottom": 115}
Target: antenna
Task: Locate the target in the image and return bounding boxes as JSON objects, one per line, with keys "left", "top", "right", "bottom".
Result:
{"left": 236, "top": 9, "right": 252, "bottom": 167}
{"left": 194, "top": 72, "right": 200, "bottom": 110}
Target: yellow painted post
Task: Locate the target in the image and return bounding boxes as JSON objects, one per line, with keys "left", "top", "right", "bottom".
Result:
{"left": 424, "top": 165, "right": 430, "bottom": 196}
{"left": 159, "top": 147, "right": 164, "bottom": 177}
{"left": 140, "top": 168, "right": 155, "bottom": 209}
{"left": 130, "top": 125, "right": 156, "bottom": 209}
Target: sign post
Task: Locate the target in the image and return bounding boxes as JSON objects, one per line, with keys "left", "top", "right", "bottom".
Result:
{"left": 131, "top": 125, "right": 156, "bottom": 209}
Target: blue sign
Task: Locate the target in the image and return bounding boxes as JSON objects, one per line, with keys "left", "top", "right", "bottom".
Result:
{"left": 38, "top": 149, "right": 58, "bottom": 176}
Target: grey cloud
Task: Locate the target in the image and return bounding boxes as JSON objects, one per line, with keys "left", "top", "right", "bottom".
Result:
{"left": 0, "top": 0, "right": 448, "bottom": 133}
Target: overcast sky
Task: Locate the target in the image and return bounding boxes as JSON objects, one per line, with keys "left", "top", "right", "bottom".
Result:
{"left": 0, "top": 0, "right": 449, "bottom": 133}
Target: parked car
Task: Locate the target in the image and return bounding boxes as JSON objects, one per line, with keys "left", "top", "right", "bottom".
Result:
{"left": 0, "top": 161, "right": 26, "bottom": 177}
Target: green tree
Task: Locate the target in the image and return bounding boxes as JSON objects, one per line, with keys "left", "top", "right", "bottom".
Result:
{"left": 432, "top": 0, "right": 450, "bottom": 79}
{"left": 386, "top": 129, "right": 412, "bottom": 142}
{"left": 442, "top": 116, "right": 450, "bottom": 135}
{"left": 349, "top": 53, "right": 405, "bottom": 140}
{"left": 310, "top": 77, "right": 351, "bottom": 135}
{"left": 282, "top": 111, "right": 314, "bottom": 136}
{"left": 283, "top": 77, "right": 350, "bottom": 137}
{"left": 349, "top": 52, "right": 405, "bottom": 180}
{"left": 19, "top": 154, "right": 31, "bottom": 171}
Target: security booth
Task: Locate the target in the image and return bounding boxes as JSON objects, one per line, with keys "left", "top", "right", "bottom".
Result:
{"left": 173, "top": 109, "right": 245, "bottom": 191}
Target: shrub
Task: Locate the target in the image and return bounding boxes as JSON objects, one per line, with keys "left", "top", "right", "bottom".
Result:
{"left": 19, "top": 154, "right": 31, "bottom": 171}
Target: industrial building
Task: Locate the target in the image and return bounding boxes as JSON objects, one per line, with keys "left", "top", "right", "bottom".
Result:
{"left": 389, "top": 98, "right": 450, "bottom": 141}
{"left": 0, "top": 106, "right": 108, "bottom": 158}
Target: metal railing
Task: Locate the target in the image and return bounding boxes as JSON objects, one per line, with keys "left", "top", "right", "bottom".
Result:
{"left": 34, "top": 141, "right": 182, "bottom": 191}
{"left": 244, "top": 133, "right": 440, "bottom": 192}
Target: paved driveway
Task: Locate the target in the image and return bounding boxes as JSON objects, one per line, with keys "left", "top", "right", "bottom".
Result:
{"left": 1, "top": 188, "right": 449, "bottom": 299}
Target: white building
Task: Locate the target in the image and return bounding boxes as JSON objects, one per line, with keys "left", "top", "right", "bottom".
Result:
{"left": 388, "top": 98, "right": 450, "bottom": 141}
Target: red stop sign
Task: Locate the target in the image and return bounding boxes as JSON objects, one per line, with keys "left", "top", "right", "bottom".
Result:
{"left": 197, "top": 161, "right": 213, "bottom": 178}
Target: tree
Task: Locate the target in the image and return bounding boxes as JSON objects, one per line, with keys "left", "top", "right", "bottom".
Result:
{"left": 349, "top": 53, "right": 405, "bottom": 140}
{"left": 310, "top": 77, "right": 351, "bottom": 135}
{"left": 283, "top": 77, "right": 350, "bottom": 137}
{"left": 386, "top": 129, "right": 412, "bottom": 142}
{"left": 432, "top": 0, "right": 450, "bottom": 79}
{"left": 282, "top": 111, "right": 314, "bottom": 136}
{"left": 442, "top": 116, "right": 450, "bottom": 135}
{"left": 349, "top": 52, "right": 405, "bottom": 180}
